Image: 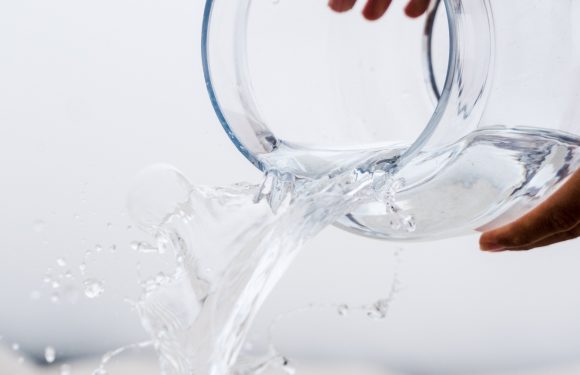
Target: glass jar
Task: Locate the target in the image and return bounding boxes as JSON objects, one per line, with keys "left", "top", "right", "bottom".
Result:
{"left": 202, "top": 0, "right": 580, "bottom": 239}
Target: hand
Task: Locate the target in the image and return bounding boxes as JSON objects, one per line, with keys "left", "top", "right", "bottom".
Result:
{"left": 328, "top": 0, "right": 432, "bottom": 21}
{"left": 480, "top": 170, "right": 580, "bottom": 252}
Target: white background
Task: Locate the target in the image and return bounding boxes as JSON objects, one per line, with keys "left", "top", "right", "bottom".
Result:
{"left": 0, "top": 0, "right": 580, "bottom": 374}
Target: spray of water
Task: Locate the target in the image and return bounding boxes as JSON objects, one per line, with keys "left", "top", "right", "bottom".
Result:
{"left": 122, "top": 161, "right": 412, "bottom": 375}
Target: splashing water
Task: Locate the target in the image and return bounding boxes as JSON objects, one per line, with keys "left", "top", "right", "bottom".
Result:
{"left": 124, "top": 160, "right": 410, "bottom": 375}
{"left": 81, "top": 127, "right": 577, "bottom": 374}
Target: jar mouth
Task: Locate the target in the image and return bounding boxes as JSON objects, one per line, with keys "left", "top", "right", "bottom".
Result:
{"left": 202, "top": 0, "right": 493, "bottom": 176}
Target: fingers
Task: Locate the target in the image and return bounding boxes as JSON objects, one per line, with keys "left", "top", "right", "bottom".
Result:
{"left": 328, "top": 0, "right": 357, "bottom": 12}
{"left": 405, "top": 0, "right": 431, "bottom": 18}
{"left": 480, "top": 171, "right": 580, "bottom": 252}
{"left": 501, "top": 224, "right": 580, "bottom": 251}
{"left": 362, "top": 0, "right": 393, "bottom": 20}
{"left": 329, "top": 0, "right": 430, "bottom": 20}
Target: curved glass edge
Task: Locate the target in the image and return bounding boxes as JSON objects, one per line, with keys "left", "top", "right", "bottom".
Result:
{"left": 423, "top": 0, "right": 443, "bottom": 103}
{"left": 201, "top": 0, "right": 265, "bottom": 171}
{"left": 393, "top": 0, "right": 457, "bottom": 170}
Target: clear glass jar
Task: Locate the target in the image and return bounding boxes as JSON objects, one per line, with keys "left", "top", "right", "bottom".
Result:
{"left": 202, "top": 0, "right": 580, "bottom": 239}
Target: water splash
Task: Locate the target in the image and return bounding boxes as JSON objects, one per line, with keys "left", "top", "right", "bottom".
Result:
{"left": 125, "top": 163, "right": 410, "bottom": 375}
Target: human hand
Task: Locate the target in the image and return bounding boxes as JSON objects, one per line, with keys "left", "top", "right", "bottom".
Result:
{"left": 480, "top": 170, "right": 580, "bottom": 252}
{"left": 328, "top": 0, "right": 432, "bottom": 21}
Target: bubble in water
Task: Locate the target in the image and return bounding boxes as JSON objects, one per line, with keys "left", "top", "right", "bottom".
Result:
{"left": 64, "top": 270, "right": 73, "bottom": 279}
{"left": 43, "top": 275, "right": 52, "bottom": 284}
{"left": 403, "top": 215, "right": 417, "bottom": 233}
{"left": 56, "top": 257, "right": 67, "bottom": 267}
{"left": 44, "top": 346, "right": 56, "bottom": 363}
{"left": 51, "top": 293, "right": 60, "bottom": 303}
{"left": 388, "top": 217, "right": 402, "bottom": 230}
{"left": 17, "top": 356, "right": 24, "bottom": 364}
{"left": 51, "top": 280, "right": 61, "bottom": 289}
{"left": 33, "top": 220, "right": 45, "bottom": 232}
{"left": 12, "top": 343, "right": 19, "bottom": 351}
{"left": 106, "top": 222, "right": 113, "bottom": 229}
{"left": 83, "top": 279, "right": 104, "bottom": 299}
{"left": 92, "top": 368, "right": 107, "bottom": 375}
{"left": 60, "top": 364, "right": 72, "bottom": 375}
{"left": 109, "top": 244, "right": 117, "bottom": 253}
{"left": 79, "top": 262, "right": 87, "bottom": 275}
{"left": 95, "top": 244, "right": 103, "bottom": 253}
{"left": 337, "top": 304, "right": 349, "bottom": 316}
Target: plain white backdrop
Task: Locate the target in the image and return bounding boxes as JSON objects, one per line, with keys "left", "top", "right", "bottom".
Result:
{"left": 1, "top": 0, "right": 580, "bottom": 374}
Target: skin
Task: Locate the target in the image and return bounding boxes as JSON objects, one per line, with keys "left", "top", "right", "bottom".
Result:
{"left": 329, "top": 0, "right": 580, "bottom": 251}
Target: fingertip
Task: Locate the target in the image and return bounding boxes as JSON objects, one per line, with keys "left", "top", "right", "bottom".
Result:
{"left": 362, "top": 0, "right": 391, "bottom": 21}
{"left": 362, "top": 10, "right": 382, "bottom": 21}
{"left": 329, "top": 0, "right": 356, "bottom": 12}
{"left": 328, "top": 0, "right": 352, "bottom": 13}
{"left": 479, "top": 233, "right": 506, "bottom": 252}
{"left": 404, "top": 0, "right": 430, "bottom": 18}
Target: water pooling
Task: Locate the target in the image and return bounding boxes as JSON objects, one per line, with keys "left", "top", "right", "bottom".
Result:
{"left": 120, "top": 126, "right": 578, "bottom": 375}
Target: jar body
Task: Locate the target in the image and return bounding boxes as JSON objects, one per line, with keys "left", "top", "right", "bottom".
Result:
{"left": 202, "top": 0, "right": 580, "bottom": 239}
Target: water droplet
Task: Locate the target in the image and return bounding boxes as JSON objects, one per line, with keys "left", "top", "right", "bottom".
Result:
{"left": 403, "top": 215, "right": 416, "bottom": 233}
{"left": 106, "top": 222, "right": 113, "bottom": 229}
{"left": 83, "top": 279, "right": 104, "bottom": 299}
{"left": 281, "top": 357, "right": 296, "bottom": 375}
{"left": 74, "top": 214, "right": 80, "bottom": 221}
{"left": 366, "top": 299, "right": 389, "bottom": 320}
{"left": 17, "top": 356, "right": 24, "bottom": 364}
{"left": 33, "top": 220, "right": 45, "bottom": 232}
{"left": 79, "top": 263, "right": 87, "bottom": 275}
{"left": 56, "top": 258, "right": 67, "bottom": 267}
{"left": 95, "top": 244, "right": 103, "bottom": 253}
{"left": 109, "top": 244, "right": 117, "bottom": 253}
{"left": 51, "top": 280, "right": 61, "bottom": 289}
{"left": 43, "top": 275, "right": 52, "bottom": 284}
{"left": 44, "top": 346, "right": 56, "bottom": 363}
{"left": 337, "top": 304, "right": 349, "bottom": 316}
{"left": 12, "top": 343, "right": 19, "bottom": 351}
{"left": 388, "top": 218, "right": 402, "bottom": 230}
{"left": 64, "top": 270, "right": 73, "bottom": 279}
{"left": 92, "top": 367, "right": 107, "bottom": 375}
